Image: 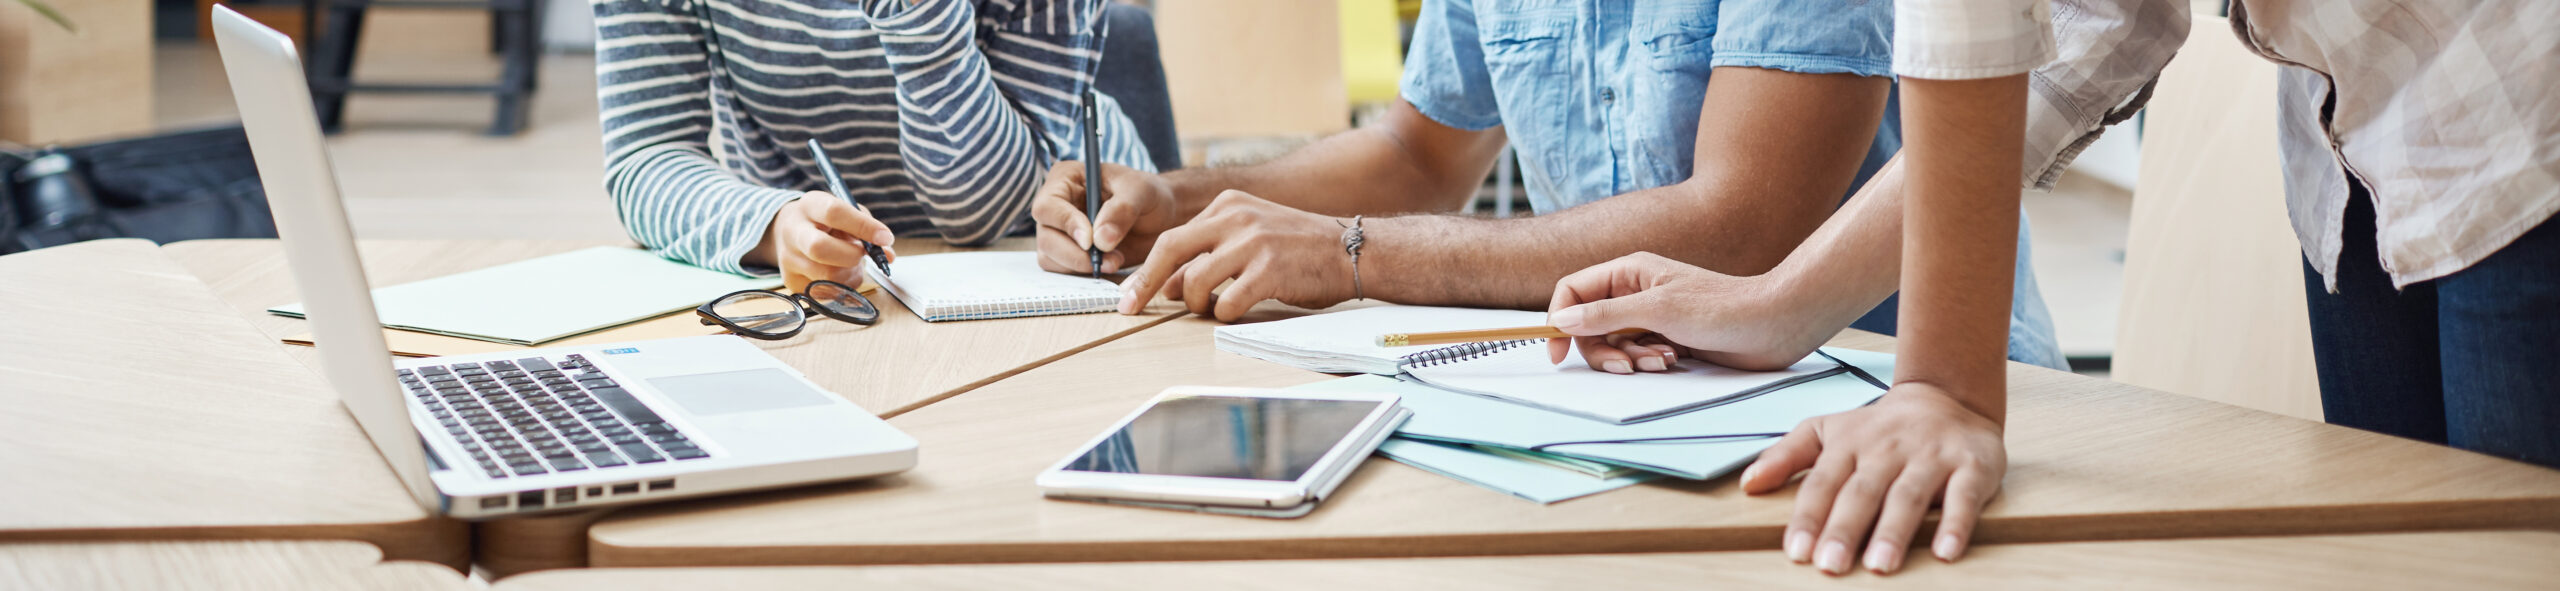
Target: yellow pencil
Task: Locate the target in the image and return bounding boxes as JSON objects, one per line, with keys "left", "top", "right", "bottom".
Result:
{"left": 1375, "top": 326, "right": 1649, "bottom": 347}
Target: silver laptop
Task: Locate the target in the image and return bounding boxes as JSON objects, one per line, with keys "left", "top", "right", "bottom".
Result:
{"left": 209, "top": 6, "right": 916, "bottom": 519}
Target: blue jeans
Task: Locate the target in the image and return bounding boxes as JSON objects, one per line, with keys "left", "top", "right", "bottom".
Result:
{"left": 2302, "top": 185, "right": 2560, "bottom": 468}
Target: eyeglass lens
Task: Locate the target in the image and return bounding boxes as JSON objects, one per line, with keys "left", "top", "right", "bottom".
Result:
{"left": 708, "top": 290, "right": 806, "bottom": 336}
{"left": 801, "top": 280, "right": 880, "bottom": 324}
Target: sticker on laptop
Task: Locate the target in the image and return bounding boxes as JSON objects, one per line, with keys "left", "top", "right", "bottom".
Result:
{"left": 601, "top": 347, "right": 640, "bottom": 355}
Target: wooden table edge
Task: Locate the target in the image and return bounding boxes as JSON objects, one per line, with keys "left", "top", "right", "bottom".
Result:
{"left": 875, "top": 309, "right": 1191, "bottom": 419}
{"left": 581, "top": 495, "right": 2560, "bottom": 568}
{"left": 0, "top": 518, "right": 472, "bottom": 572}
{"left": 579, "top": 324, "right": 2560, "bottom": 568}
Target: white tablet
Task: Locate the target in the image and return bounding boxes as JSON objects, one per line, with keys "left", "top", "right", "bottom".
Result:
{"left": 1036, "top": 387, "right": 1406, "bottom": 510}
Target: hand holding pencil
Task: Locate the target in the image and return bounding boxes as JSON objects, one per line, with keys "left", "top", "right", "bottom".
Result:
{"left": 1376, "top": 325, "right": 1648, "bottom": 348}
{"left": 1543, "top": 252, "right": 1831, "bottom": 374}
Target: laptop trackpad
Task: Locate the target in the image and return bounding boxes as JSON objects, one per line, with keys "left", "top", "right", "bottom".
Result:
{"left": 647, "top": 369, "right": 832, "bottom": 416}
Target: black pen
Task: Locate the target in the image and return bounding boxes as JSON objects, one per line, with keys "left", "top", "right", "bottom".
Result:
{"left": 1080, "top": 89, "right": 1104, "bottom": 278}
{"left": 806, "top": 139, "right": 892, "bottom": 276}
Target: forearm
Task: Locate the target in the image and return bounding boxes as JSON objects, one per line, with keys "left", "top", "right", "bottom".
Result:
{"left": 1896, "top": 75, "right": 2027, "bottom": 424}
{"left": 609, "top": 146, "right": 803, "bottom": 276}
{"left": 1752, "top": 159, "right": 1916, "bottom": 351}
{"left": 1359, "top": 177, "right": 1837, "bottom": 309}
{"left": 1160, "top": 101, "right": 1503, "bottom": 219}
{"left": 866, "top": 0, "right": 1048, "bottom": 245}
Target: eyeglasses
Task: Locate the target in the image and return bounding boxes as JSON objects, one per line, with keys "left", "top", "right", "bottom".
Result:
{"left": 695, "top": 280, "right": 880, "bottom": 340}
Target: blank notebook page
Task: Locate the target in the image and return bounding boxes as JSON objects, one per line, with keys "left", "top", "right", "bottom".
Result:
{"left": 865, "top": 252, "right": 1121, "bottom": 322}
{"left": 269, "top": 246, "right": 780, "bottom": 346}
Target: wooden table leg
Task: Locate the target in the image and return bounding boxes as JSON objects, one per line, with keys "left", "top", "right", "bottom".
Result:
{"left": 373, "top": 517, "right": 474, "bottom": 573}
{"left": 474, "top": 509, "right": 611, "bottom": 579}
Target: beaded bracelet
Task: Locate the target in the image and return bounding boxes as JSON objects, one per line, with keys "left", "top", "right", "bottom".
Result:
{"left": 1337, "top": 215, "right": 1366, "bottom": 301}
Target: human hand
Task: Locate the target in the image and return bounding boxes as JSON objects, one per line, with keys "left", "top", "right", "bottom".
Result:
{"left": 1030, "top": 161, "right": 1182, "bottom": 276}
{"left": 1117, "top": 190, "right": 1355, "bottom": 321}
{"left": 1739, "top": 382, "right": 2006, "bottom": 575}
{"left": 1543, "top": 252, "right": 1828, "bottom": 372}
{"left": 754, "top": 192, "right": 897, "bottom": 293}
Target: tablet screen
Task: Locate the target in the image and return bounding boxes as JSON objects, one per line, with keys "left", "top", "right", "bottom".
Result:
{"left": 1062, "top": 395, "right": 1383, "bottom": 482}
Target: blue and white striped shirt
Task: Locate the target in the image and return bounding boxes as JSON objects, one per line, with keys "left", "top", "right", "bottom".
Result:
{"left": 592, "top": 0, "right": 1156, "bottom": 275}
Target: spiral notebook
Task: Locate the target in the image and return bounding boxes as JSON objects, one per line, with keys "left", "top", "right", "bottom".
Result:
{"left": 1214, "top": 305, "right": 1549, "bottom": 375}
{"left": 1395, "top": 339, "right": 1847, "bottom": 425}
{"left": 864, "top": 252, "right": 1122, "bottom": 322}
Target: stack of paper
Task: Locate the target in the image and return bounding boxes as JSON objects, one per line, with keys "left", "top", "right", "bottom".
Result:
{"left": 1404, "top": 341, "right": 1844, "bottom": 424}
{"left": 1228, "top": 306, "right": 1897, "bottom": 502}
{"left": 1214, "top": 305, "right": 1545, "bottom": 374}
{"left": 1294, "top": 348, "right": 1895, "bottom": 497}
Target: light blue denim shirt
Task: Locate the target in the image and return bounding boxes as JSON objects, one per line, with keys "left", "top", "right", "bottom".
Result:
{"left": 1400, "top": 0, "right": 2067, "bottom": 370}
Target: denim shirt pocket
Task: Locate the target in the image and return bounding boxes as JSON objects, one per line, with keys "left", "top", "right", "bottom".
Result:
{"left": 1637, "top": 20, "right": 1717, "bottom": 76}
{"left": 1476, "top": 8, "right": 1578, "bottom": 202}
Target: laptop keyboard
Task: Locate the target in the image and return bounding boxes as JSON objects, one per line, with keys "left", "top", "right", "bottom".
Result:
{"left": 398, "top": 354, "right": 710, "bottom": 480}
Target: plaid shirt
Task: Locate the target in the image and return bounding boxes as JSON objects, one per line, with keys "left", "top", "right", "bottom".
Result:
{"left": 2231, "top": 0, "right": 2560, "bottom": 289}
{"left": 1895, "top": 0, "right": 2192, "bottom": 190}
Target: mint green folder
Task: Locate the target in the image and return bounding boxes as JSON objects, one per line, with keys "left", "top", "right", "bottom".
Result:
{"left": 1296, "top": 347, "right": 1897, "bottom": 481}
{"left": 269, "top": 246, "right": 781, "bottom": 346}
{"left": 1374, "top": 438, "right": 1660, "bottom": 504}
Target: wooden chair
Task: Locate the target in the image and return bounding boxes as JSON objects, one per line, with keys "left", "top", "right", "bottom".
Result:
{"left": 304, "top": 0, "right": 543, "bottom": 136}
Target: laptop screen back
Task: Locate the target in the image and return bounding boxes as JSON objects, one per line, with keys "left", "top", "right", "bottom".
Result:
{"left": 211, "top": 6, "right": 442, "bottom": 512}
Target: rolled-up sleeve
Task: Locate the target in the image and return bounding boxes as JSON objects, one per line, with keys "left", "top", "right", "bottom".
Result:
{"left": 1396, "top": 0, "right": 1502, "bottom": 131}
{"left": 1894, "top": 0, "right": 2057, "bottom": 81}
{"left": 1711, "top": 0, "right": 1894, "bottom": 77}
{"left": 2018, "top": 0, "right": 2189, "bottom": 189}
{"left": 1897, "top": 0, "right": 2189, "bottom": 189}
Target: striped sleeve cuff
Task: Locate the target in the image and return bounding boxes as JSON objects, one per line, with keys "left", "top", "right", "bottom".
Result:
{"left": 608, "top": 146, "right": 804, "bottom": 276}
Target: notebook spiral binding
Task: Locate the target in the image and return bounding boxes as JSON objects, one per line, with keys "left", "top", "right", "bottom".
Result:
{"left": 1397, "top": 339, "right": 1536, "bottom": 370}
{"left": 929, "top": 292, "right": 1120, "bottom": 321}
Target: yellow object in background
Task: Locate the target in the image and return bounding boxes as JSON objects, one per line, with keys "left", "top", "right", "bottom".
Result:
{"left": 1157, "top": 0, "right": 1348, "bottom": 138}
{"left": 1338, "top": 0, "right": 1406, "bottom": 105}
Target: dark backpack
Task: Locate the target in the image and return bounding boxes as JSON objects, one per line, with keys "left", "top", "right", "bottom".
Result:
{"left": 3, "top": 125, "right": 277, "bottom": 254}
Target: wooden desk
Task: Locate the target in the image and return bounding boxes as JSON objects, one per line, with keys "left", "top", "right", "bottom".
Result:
{"left": 509, "top": 531, "right": 2560, "bottom": 590}
{"left": 587, "top": 307, "right": 2560, "bottom": 567}
{"left": 0, "top": 240, "right": 467, "bottom": 569}
{"left": 160, "top": 238, "right": 1182, "bottom": 418}
{"left": 159, "top": 238, "right": 1184, "bottom": 576}
{"left": 0, "top": 540, "right": 468, "bottom": 590}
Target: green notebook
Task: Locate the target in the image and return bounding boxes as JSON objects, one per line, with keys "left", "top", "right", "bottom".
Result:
{"left": 270, "top": 246, "right": 781, "bottom": 346}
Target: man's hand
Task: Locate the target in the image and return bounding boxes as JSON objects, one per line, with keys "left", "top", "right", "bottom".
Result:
{"left": 1118, "top": 190, "right": 1355, "bottom": 321}
{"left": 1543, "top": 252, "right": 1829, "bottom": 372}
{"left": 1739, "top": 382, "right": 2006, "bottom": 575}
{"left": 1029, "top": 161, "right": 1182, "bottom": 276}
{"left": 749, "top": 193, "right": 897, "bottom": 293}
